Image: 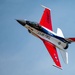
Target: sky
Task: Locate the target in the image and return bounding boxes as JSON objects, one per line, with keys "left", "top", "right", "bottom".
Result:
{"left": 0, "top": 0, "right": 75, "bottom": 75}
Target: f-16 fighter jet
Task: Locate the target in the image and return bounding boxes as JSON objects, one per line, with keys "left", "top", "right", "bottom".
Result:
{"left": 16, "top": 5, "right": 75, "bottom": 69}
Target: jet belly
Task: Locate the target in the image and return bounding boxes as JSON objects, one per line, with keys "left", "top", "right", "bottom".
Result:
{"left": 37, "top": 31, "right": 67, "bottom": 50}
{"left": 25, "top": 24, "right": 67, "bottom": 50}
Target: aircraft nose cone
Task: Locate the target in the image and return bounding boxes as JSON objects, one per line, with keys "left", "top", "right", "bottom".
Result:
{"left": 16, "top": 19, "right": 26, "bottom": 26}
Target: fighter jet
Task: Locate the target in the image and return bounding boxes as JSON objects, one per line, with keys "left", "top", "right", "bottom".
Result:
{"left": 16, "top": 5, "right": 75, "bottom": 69}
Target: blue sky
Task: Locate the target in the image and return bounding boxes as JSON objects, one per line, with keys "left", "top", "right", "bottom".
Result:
{"left": 0, "top": 0, "right": 75, "bottom": 75}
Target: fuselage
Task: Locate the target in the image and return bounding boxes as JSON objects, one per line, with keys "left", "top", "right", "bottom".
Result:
{"left": 24, "top": 20, "right": 69, "bottom": 50}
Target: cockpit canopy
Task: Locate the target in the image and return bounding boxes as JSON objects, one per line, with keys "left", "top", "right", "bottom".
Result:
{"left": 26, "top": 21, "right": 41, "bottom": 30}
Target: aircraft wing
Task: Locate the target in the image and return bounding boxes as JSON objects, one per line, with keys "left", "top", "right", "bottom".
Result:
{"left": 39, "top": 5, "right": 53, "bottom": 31}
{"left": 43, "top": 40, "right": 62, "bottom": 69}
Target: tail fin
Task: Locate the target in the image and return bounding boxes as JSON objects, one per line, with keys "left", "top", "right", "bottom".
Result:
{"left": 57, "top": 28, "right": 64, "bottom": 38}
{"left": 59, "top": 50, "right": 68, "bottom": 64}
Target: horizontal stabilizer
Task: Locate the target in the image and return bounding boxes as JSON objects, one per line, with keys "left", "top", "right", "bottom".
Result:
{"left": 59, "top": 50, "right": 68, "bottom": 64}
{"left": 65, "top": 38, "right": 75, "bottom": 43}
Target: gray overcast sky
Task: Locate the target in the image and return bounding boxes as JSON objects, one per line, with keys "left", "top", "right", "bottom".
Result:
{"left": 0, "top": 0, "right": 75, "bottom": 75}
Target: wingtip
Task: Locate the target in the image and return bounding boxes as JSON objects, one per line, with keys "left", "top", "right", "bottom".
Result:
{"left": 41, "top": 5, "right": 51, "bottom": 10}
{"left": 53, "top": 64, "right": 62, "bottom": 70}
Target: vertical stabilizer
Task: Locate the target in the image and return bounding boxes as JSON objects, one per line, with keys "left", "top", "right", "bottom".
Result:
{"left": 57, "top": 28, "right": 64, "bottom": 38}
